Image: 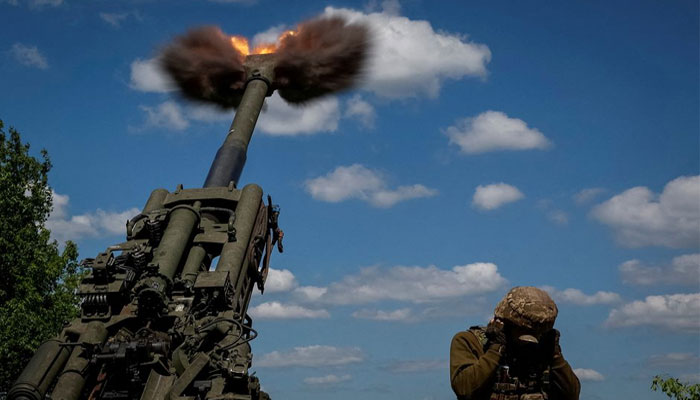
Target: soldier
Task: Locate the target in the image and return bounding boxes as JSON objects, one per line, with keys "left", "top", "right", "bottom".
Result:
{"left": 450, "top": 286, "right": 580, "bottom": 400}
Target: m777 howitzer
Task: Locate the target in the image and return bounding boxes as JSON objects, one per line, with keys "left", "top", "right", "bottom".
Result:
{"left": 9, "top": 54, "right": 283, "bottom": 400}
{"left": 10, "top": 16, "right": 369, "bottom": 400}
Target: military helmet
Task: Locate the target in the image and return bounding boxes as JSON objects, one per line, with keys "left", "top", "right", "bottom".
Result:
{"left": 494, "top": 286, "right": 558, "bottom": 334}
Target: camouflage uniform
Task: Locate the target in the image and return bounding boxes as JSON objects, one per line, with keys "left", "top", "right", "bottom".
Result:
{"left": 450, "top": 287, "right": 580, "bottom": 400}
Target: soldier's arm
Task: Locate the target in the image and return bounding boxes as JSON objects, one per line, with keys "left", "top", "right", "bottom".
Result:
{"left": 548, "top": 352, "right": 581, "bottom": 400}
{"left": 450, "top": 331, "right": 502, "bottom": 398}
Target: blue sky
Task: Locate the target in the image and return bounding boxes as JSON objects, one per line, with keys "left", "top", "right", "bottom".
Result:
{"left": 1, "top": 0, "right": 699, "bottom": 399}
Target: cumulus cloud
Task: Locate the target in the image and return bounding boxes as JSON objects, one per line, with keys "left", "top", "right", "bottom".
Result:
{"left": 472, "top": 183, "right": 524, "bottom": 211}
{"left": 249, "top": 301, "right": 329, "bottom": 319}
{"left": 127, "top": 4, "right": 489, "bottom": 100}
{"left": 606, "top": 293, "right": 700, "bottom": 333}
{"left": 352, "top": 308, "right": 413, "bottom": 322}
{"left": 46, "top": 192, "right": 139, "bottom": 243}
{"left": 138, "top": 93, "right": 342, "bottom": 136}
{"left": 295, "top": 263, "right": 506, "bottom": 305}
{"left": 305, "top": 164, "right": 437, "bottom": 208}
{"left": 573, "top": 368, "right": 604, "bottom": 381}
{"left": 446, "top": 111, "right": 551, "bottom": 154}
{"left": 303, "top": 374, "right": 352, "bottom": 385}
{"left": 139, "top": 101, "right": 189, "bottom": 131}
{"left": 264, "top": 268, "right": 298, "bottom": 292}
{"left": 257, "top": 93, "right": 340, "bottom": 135}
{"left": 129, "top": 58, "right": 175, "bottom": 93}
{"left": 344, "top": 95, "right": 376, "bottom": 128}
{"left": 541, "top": 286, "right": 621, "bottom": 306}
{"left": 619, "top": 254, "right": 700, "bottom": 286}
{"left": 591, "top": 176, "right": 700, "bottom": 248}
{"left": 323, "top": 6, "right": 491, "bottom": 98}
{"left": 384, "top": 359, "right": 444, "bottom": 373}
{"left": 10, "top": 43, "right": 48, "bottom": 69}
{"left": 294, "top": 286, "right": 328, "bottom": 302}
{"left": 573, "top": 187, "right": 605, "bottom": 205}
{"left": 256, "top": 345, "right": 365, "bottom": 367}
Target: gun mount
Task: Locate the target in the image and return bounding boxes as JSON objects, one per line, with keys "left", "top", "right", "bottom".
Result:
{"left": 9, "top": 54, "right": 283, "bottom": 400}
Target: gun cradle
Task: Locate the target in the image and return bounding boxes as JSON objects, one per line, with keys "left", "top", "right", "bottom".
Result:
{"left": 10, "top": 183, "right": 282, "bottom": 400}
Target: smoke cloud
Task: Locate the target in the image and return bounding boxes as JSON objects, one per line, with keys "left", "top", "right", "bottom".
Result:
{"left": 274, "top": 16, "right": 369, "bottom": 104}
{"left": 160, "top": 26, "right": 246, "bottom": 108}
{"left": 160, "top": 15, "right": 369, "bottom": 108}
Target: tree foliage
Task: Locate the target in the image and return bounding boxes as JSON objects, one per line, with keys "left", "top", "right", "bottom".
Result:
{"left": 0, "top": 120, "right": 82, "bottom": 391}
{"left": 652, "top": 375, "right": 700, "bottom": 400}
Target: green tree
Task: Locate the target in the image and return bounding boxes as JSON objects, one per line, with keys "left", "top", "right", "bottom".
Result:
{"left": 0, "top": 120, "right": 82, "bottom": 391}
{"left": 652, "top": 375, "right": 700, "bottom": 400}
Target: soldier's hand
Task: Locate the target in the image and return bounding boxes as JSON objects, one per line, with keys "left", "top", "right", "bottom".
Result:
{"left": 540, "top": 328, "right": 561, "bottom": 361}
{"left": 485, "top": 318, "right": 507, "bottom": 347}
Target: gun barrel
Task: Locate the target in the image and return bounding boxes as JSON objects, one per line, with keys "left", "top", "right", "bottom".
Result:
{"left": 204, "top": 55, "right": 275, "bottom": 188}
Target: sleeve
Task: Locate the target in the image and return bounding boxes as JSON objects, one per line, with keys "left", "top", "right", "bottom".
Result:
{"left": 450, "top": 331, "right": 503, "bottom": 399}
{"left": 547, "top": 352, "right": 581, "bottom": 400}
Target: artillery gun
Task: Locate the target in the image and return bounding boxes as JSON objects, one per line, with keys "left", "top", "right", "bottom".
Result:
{"left": 9, "top": 54, "right": 283, "bottom": 400}
{"left": 9, "top": 14, "right": 369, "bottom": 399}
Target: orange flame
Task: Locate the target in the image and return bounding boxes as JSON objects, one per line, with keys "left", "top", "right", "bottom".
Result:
{"left": 230, "top": 29, "right": 298, "bottom": 56}
{"left": 230, "top": 36, "right": 250, "bottom": 56}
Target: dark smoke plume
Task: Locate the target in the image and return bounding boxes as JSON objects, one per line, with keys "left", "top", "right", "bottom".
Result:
{"left": 160, "top": 26, "right": 246, "bottom": 108}
{"left": 274, "top": 16, "right": 369, "bottom": 104}
{"left": 160, "top": 16, "right": 369, "bottom": 108}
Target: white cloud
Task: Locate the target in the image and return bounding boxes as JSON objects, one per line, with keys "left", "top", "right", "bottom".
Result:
{"left": 591, "top": 175, "right": 700, "bottom": 248}
{"left": 573, "top": 368, "right": 604, "bottom": 382}
{"left": 256, "top": 345, "right": 365, "bottom": 367}
{"left": 606, "top": 293, "right": 700, "bottom": 333}
{"left": 251, "top": 24, "right": 287, "bottom": 48}
{"left": 249, "top": 301, "right": 329, "bottom": 319}
{"left": 385, "top": 359, "right": 444, "bottom": 373}
{"left": 573, "top": 187, "right": 605, "bottom": 205}
{"left": 344, "top": 95, "right": 376, "bottom": 128}
{"left": 258, "top": 92, "right": 340, "bottom": 135}
{"left": 446, "top": 111, "right": 551, "bottom": 154}
{"left": 134, "top": 94, "right": 341, "bottom": 136}
{"left": 547, "top": 210, "right": 569, "bottom": 225}
{"left": 264, "top": 268, "right": 298, "bottom": 292}
{"left": 169, "top": 93, "right": 341, "bottom": 136}
{"left": 129, "top": 58, "right": 175, "bottom": 93}
{"left": 139, "top": 101, "right": 189, "bottom": 131}
{"left": 46, "top": 191, "right": 139, "bottom": 243}
{"left": 472, "top": 183, "right": 524, "bottom": 211}
{"left": 619, "top": 254, "right": 700, "bottom": 286}
{"left": 5, "top": 0, "right": 63, "bottom": 8}
{"left": 323, "top": 6, "right": 491, "bottom": 98}
{"left": 303, "top": 374, "right": 352, "bottom": 385}
{"left": 99, "top": 12, "right": 128, "bottom": 27}
{"left": 11, "top": 43, "right": 48, "bottom": 69}
{"left": 296, "top": 263, "right": 506, "bottom": 305}
{"left": 352, "top": 308, "right": 413, "bottom": 321}
{"left": 294, "top": 286, "right": 328, "bottom": 302}
{"left": 305, "top": 164, "right": 437, "bottom": 208}
{"left": 647, "top": 353, "right": 700, "bottom": 368}
{"left": 541, "top": 286, "right": 621, "bottom": 306}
